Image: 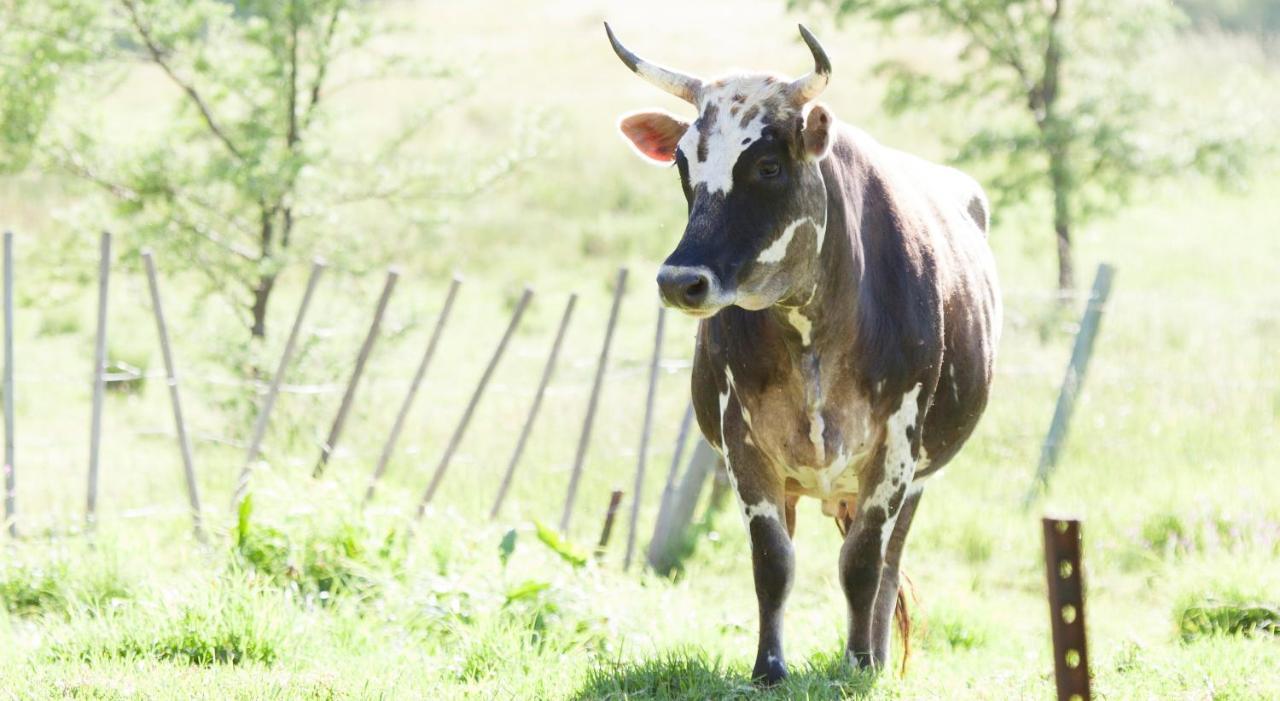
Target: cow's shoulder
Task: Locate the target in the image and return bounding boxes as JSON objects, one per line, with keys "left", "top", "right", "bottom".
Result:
{"left": 875, "top": 145, "right": 990, "bottom": 237}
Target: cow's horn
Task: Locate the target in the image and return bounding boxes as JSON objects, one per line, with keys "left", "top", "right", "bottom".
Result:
{"left": 605, "top": 22, "right": 702, "bottom": 105}
{"left": 788, "top": 24, "right": 831, "bottom": 105}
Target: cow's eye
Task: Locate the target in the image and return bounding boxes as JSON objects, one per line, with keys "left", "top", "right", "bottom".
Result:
{"left": 757, "top": 159, "right": 781, "bottom": 179}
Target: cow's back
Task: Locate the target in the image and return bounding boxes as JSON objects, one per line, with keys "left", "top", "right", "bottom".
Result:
{"left": 871, "top": 140, "right": 1002, "bottom": 474}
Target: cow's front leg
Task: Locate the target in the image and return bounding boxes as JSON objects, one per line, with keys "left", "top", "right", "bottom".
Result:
{"left": 718, "top": 413, "right": 792, "bottom": 682}
{"left": 840, "top": 386, "right": 922, "bottom": 671}
{"left": 745, "top": 479, "right": 792, "bottom": 685}
{"left": 737, "top": 461, "right": 791, "bottom": 685}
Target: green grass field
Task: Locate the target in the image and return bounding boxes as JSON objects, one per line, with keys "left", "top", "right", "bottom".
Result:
{"left": 2, "top": 1, "right": 1279, "bottom": 698}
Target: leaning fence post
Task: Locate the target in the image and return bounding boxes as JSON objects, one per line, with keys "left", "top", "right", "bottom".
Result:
{"left": 560, "top": 268, "right": 627, "bottom": 534}
{"left": 624, "top": 305, "right": 665, "bottom": 571}
{"left": 415, "top": 287, "right": 533, "bottom": 519}
{"left": 1042, "top": 517, "right": 1092, "bottom": 701}
{"left": 86, "top": 231, "right": 111, "bottom": 531}
{"left": 315, "top": 268, "right": 399, "bottom": 478}
{"left": 233, "top": 259, "right": 325, "bottom": 514}
{"left": 1025, "top": 263, "right": 1116, "bottom": 506}
{"left": 3, "top": 232, "right": 14, "bottom": 538}
{"left": 366, "top": 276, "right": 462, "bottom": 503}
{"left": 490, "top": 292, "right": 577, "bottom": 519}
{"left": 142, "top": 250, "right": 205, "bottom": 543}
{"left": 647, "top": 438, "right": 717, "bottom": 575}
{"left": 596, "top": 489, "right": 624, "bottom": 559}
{"left": 650, "top": 402, "right": 694, "bottom": 554}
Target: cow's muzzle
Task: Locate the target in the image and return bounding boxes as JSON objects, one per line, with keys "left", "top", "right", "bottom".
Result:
{"left": 656, "top": 265, "right": 729, "bottom": 317}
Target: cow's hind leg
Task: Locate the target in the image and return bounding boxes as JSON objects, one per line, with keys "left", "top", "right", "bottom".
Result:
{"left": 871, "top": 487, "right": 923, "bottom": 669}
{"left": 840, "top": 388, "right": 922, "bottom": 671}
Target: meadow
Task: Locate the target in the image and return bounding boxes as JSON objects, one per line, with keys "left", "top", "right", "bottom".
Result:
{"left": 1, "top": 0, "right": 1278, "bottom": 698}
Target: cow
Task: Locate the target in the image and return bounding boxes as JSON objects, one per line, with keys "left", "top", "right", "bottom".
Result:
{"left": 605, "top": 23, "right": 1002, "bottom": 683}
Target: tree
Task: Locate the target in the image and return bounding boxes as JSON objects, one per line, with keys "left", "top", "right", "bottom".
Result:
{"left": 793, "top": 0, "right": 1260, "bottom": 290}
{"left": 8, "top": 0, "right": 536, "bottom": 339}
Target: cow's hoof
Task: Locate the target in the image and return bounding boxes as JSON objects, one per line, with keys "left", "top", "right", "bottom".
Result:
{"left": 844, "top": 649, "right": 879, "bottom": 673}
{"left": 751, "top": 656, "right": 788, "bottom": 686}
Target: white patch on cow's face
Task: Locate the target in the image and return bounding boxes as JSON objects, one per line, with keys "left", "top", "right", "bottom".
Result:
{"left": 756, "top": 217, "right": 808, "bottom": 265}
{"left": 675, "top": 76, "right": 791, "bottom": 196}
{"left": 864, "top": 383, "right": 923, "bottom": 551}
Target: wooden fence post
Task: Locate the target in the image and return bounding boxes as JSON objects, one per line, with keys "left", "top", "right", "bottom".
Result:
{"left": 142, "top": 250, "right": 205, "bottom": 543}
{"left": 3, "top": 231, "right": 14, "bottom": 538}
{"left": 86, "top": 231, "right": 111, "bottom": 530}
{"left": 646, "top": 439, "right": 717, "bottom": 575}
{"left": 315, "top": 268, "right": 399, "bottom": 477}
{"left": 490, "top": 292, "right": 576, "bottom": 519}
{"left": 233, "top": 259, "right": 325, "bottom": 513}
{"left": 596, "top": 489, "right": 624, "bottom": 559}
{"left": 415, "top": 287, "right": 532, "bottom": 519}
{"left": 365, "top": 276, "right": 461, "bottom": 503}
{"left": 624, "top": 305, "right": 665, "bottom": 570}
{"left": 1042, "top": 517, "right": 1091, "bottom": 701}
{"left": 560, "top": 268, "right": 627, "bottom": 534}
{"left": 1026, "top": 263, "right": 1116, "bottom": 506}
{"left": 651, "top": 402, "right": 694, "bottom": 548}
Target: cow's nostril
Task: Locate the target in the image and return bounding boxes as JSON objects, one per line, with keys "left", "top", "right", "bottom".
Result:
{"left": 684, "top": 276, "right": 708, "bottom": 304}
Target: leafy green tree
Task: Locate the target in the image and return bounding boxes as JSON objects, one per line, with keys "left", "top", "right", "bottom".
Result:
{"left": 7, "top": 0, "right": 535, "bottom": 339}
{"left": 794, "top": 0, "right": 1260, "bottom": 290}
{"left": 0, "top": 0, "right": 102, "bottom": 173}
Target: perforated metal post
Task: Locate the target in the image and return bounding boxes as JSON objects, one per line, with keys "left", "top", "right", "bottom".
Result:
{"left": 1043, "top": 517, "right": 1091, "bottom": 701}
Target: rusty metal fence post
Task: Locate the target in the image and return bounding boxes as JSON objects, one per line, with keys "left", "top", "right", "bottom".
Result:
{"left": 1043, "top": 517, "right": 1091, "bottom": 701}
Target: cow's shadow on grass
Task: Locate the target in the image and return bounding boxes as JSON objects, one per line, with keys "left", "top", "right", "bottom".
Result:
{"left": 572, "top": 648, "right": 878, "bottom": 700}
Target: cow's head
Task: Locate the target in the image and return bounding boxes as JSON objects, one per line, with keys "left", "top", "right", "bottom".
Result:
{"left": 608, "top": 24, "right": 835, "bottom": 318}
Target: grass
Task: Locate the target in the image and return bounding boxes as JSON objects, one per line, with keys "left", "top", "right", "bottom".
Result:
{"left": 1, "top": 0, "right": 1279, "bottom": 698}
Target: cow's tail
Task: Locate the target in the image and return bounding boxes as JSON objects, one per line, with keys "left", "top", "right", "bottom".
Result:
{"left": 895, "top": 570, "right": 917, "bottom": 676}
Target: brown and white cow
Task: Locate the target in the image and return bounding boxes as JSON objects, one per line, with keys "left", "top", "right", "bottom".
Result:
{"left": 607, "top": 24, "right": 1002, "bottom": 682}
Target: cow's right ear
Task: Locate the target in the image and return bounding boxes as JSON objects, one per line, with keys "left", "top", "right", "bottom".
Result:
{"left": 618, "top": 110, "right": 690, "bottom": 164}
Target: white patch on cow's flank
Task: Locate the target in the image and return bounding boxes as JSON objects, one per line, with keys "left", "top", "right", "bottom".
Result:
{"left": 864, "top": 383, "right": 922, "bottom": 551}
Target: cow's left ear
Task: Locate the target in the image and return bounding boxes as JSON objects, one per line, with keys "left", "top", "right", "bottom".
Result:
{"left": 802, "top": 103, "right": 834, "bottom": 161}
{"left": 618, "top": 110, "right": 690, "bottom": 164}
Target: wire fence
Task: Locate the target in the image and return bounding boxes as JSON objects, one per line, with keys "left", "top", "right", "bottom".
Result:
{"left": 3, "top": 227, "right": 1271, "bottom": 566}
